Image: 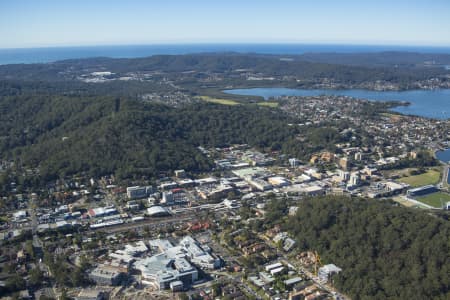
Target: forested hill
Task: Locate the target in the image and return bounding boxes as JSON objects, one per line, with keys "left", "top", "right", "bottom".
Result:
{"left": 282, "top": 197, "right": 450, "bottom": 300}
{"left": 0, "top": 52, "right": 447, "bottom": 84}
{"left": 298, "top": 51, "right": 450, "bottom": 68}
{"left": 0, "top": 94, "right": 308, "bottom": 181}
{"left": 0, "top": 51, "right": 448, "bottom": 182}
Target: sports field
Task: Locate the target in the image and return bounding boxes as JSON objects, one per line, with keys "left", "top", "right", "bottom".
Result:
{"left": 398, "top": 169, "right": 441, "bottom": 187}
{"left": 416, "top": 192, "right": 450, "bottom": 208}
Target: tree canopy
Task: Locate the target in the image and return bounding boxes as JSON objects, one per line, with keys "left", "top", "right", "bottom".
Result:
{"left": 282, "top": 196, "right": 450, "bottom": 300}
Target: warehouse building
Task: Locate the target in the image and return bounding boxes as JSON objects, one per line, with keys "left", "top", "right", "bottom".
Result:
{"left": 146, "top": 206, "right": 170, "bottom": 217}
{"left": 407, "top": 185, "right": 438, "bottom": 197}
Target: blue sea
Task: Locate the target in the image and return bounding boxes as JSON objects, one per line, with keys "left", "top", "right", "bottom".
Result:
{"left": 1, "top": 44, "right": 450, "bottom": 65}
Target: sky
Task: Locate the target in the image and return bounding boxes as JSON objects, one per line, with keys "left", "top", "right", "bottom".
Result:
{"left": 1, "top": 0, "right": 450, "bottom": 48}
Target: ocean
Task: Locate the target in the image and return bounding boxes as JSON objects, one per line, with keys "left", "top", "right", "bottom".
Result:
{"left": 1, "top": 44, "right": 450, "bottom": 65}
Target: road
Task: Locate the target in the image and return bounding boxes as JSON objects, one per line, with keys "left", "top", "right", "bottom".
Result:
{"left": 28, "top": 194, "right": 44, "bottom": 250}
{"left": 440, "top": 164, "right": 449, "bottom": 189}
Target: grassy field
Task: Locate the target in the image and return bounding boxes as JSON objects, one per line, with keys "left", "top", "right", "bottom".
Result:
{"left": 198, "top": 96, "right": 278, "bottom": 107}
{"left": 416, "top": 192, "right": 450, "bottom": 208}
{"left": 380, "top": 112, "right": 405, "bottom": 120}
{"left": 257, "top": 101, "right": 279, "bottom": 108}
{"left": 398, "top": 169, "right": 441, "bottom": 187}
{"left": 198, "top": 96, "right": 240, "bottom": 105}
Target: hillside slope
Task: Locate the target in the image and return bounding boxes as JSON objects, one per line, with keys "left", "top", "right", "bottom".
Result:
{"left": 284, "top": 197, "right": 450, "bottom": 300}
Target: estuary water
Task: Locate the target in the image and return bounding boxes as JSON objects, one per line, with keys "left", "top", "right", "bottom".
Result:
{"left": 435, "top": 149, "right": 450, "bottom": 163}
{"left": 224, "top": 88, "right": 450, "bottom": 120}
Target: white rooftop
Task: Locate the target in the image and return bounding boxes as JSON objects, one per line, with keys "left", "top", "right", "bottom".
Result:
{"left": 320, "top": 264, "right": 342, "bottom": 274}
{"left": 147, "top": 206, "right": 169, "bottom": 216}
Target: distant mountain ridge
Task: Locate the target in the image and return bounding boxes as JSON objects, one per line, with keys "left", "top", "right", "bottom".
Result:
{"left": 0, "top": 52, "right": 448, "bottom": 83}
{"left": 297, "top": 51, "right": 450, "bottom": 67}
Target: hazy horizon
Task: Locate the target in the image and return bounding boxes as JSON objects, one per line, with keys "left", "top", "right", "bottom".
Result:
{"left": 2, "top": 42, "right": 450, "bottom": 52}
{"left": 1, "top": 0, "right": 450, "bottom": 49}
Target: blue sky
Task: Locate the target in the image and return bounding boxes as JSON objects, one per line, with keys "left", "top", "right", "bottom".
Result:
{"left": 0, "top": 0, "right": 449, "bottom": 48}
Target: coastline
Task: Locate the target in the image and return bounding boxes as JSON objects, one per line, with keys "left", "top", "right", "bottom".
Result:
{"left": 435, "top": 148, "right": 450, "bottom": 162}
{"left": 223, "top": 87, "right": 450, "bottom": 119}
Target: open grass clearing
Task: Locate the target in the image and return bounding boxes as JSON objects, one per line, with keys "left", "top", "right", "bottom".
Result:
{"left": 257, "top": 101, "right": 279, "bottom": 108}
{"left": 398, "top": 169, "right": 441, "bottom": 187}
{"left": 198, "top": 96, "right": 240, "bottom": 105}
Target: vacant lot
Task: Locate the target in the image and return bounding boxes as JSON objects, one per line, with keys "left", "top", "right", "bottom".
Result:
{"left": 416, "top": 192, "right": 450, "bottom": 208}
{"left": 399, "top": 169, "right": 441, "bottom": 187}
